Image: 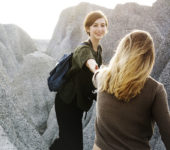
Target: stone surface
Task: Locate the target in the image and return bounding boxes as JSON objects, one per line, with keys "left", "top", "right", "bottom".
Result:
{"left": 0, "top": 24, "right": 37, "bottom": 78}
{"left": 10, "top": 51, "right": 56, "bottom": 134}
{"left": 34, "top": 39, "right": 49, "bottom": 52}
{"left": 0, "top": 125, "right": 17, "bottom": 150}
{"left": 0, "top": 24, "right": 54, "bottom": 149}
{"left": 0, "top": 79, "right": 49, "bottom": 150}
{"left": 83, "top": 104, "right": 96, "bottom": 150}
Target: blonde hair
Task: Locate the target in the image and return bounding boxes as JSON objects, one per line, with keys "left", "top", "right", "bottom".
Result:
{"left": 98, "top": 30, "right": 155, "bottom": 102}
{"left": 84, "top": 10, "right": 108, "bottom": 35}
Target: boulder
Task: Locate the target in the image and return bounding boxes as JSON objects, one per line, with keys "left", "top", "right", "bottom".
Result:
{"left": 0, "top": 74, "right": 49, "bottom": 150}
{"left": 11, "top": 51, "right": 56, "bottom": 134}
{"left": 0, "top": 24, "right": 37, "bottom": 78}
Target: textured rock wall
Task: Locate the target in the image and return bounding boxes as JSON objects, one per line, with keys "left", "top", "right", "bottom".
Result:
{"left": 0, "top": 24, "right": 54, "bottom": 149}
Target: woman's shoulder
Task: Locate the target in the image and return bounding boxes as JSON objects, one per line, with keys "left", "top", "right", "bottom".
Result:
{"left": 73, "top": 42, "right": 94, "bottom": 60}
{"left": 147, "top": 76, "right": 162, "bottom": 85}
{"left": 74, "top": 43, "right": 91, "bottom": 54}
{"left": 146, "top": 76, "right": 164, "bottom": 91}
{"left": 76, "top": 42, "right": 91, "bottom": 50}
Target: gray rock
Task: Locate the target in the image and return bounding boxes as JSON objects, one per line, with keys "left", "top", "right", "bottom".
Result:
{"left": 0, "top": 24, "right": 37, "bottom": 78}
{"left": 83, "top": 104, "right": 96, "bottom": 150}
{"left": 0, "top": 125, "right": 17, "bottom": 150}
{"left": 34, "top": 39, "right": 49, "bottom": 52}
{"left": 43, "top": 105, "right": 59, "bottom": 146}
{"left": 0, "top": 79, "right": 49, "bottom": 150}
{"left": 151, "top": 0, "right": 170, "bottom": 80}
{"left": 0, "top": 24, "right": 55, "bottom": 149}
{"left": 11, "top": 51, "right": 56, "bottom": 134}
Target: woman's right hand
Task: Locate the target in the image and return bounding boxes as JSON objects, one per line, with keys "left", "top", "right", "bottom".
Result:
{"left": 86, "top": 59, "right": 99, "bottom": 73}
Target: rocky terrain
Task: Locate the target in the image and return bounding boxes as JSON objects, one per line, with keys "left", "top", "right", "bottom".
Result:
{"left": 0, "top": 0, "right": 169, "bottom": 149}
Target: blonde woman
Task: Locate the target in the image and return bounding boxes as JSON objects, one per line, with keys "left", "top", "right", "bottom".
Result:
{"left": 93, "top": 30, "right": 170, "bottom": 150}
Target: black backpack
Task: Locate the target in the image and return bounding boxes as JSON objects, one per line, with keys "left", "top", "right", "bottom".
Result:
{"left": 47, "top": 42, "right": 89, "bottom": 92}
{"left": 47, "top": 52, "right": 73, "bottom": 92}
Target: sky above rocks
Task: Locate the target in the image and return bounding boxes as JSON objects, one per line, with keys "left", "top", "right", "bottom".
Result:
{"left": 0, "top": 0, "right": 156, "bottom": 39}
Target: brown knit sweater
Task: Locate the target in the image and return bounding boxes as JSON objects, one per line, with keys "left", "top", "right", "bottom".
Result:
{"left": 93, "top": 73, "right": 170, "bottom": 150}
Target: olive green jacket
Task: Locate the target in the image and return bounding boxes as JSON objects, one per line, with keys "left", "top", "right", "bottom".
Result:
{"left": 58, "top": 40, "right": 102, "bottom": 111}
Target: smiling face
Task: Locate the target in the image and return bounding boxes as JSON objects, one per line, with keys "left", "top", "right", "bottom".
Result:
{"left": 84, "top": 11, "right": 108, "bottom": 41}
{"left": 87, "top": 18, "right": 107, "bottom": 41}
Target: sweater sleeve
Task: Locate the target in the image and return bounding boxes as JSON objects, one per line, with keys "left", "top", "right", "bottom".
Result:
{"left": 152, "top": 84, "right": 170, "bottom": 149}
{"left": 92, "top": 71, "right": 100, "bottom": 88}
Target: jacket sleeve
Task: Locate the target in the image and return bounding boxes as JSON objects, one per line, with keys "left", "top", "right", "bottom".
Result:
{"left": 152, "top": 84, "right": 170, "bottom": 149}
{"left": 73, "top": 46, "right": 94, "bottom": 69}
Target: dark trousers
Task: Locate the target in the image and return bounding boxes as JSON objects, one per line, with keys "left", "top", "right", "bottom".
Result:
{"left": 50, "top": 94, "right": 84, "bottom": 150}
